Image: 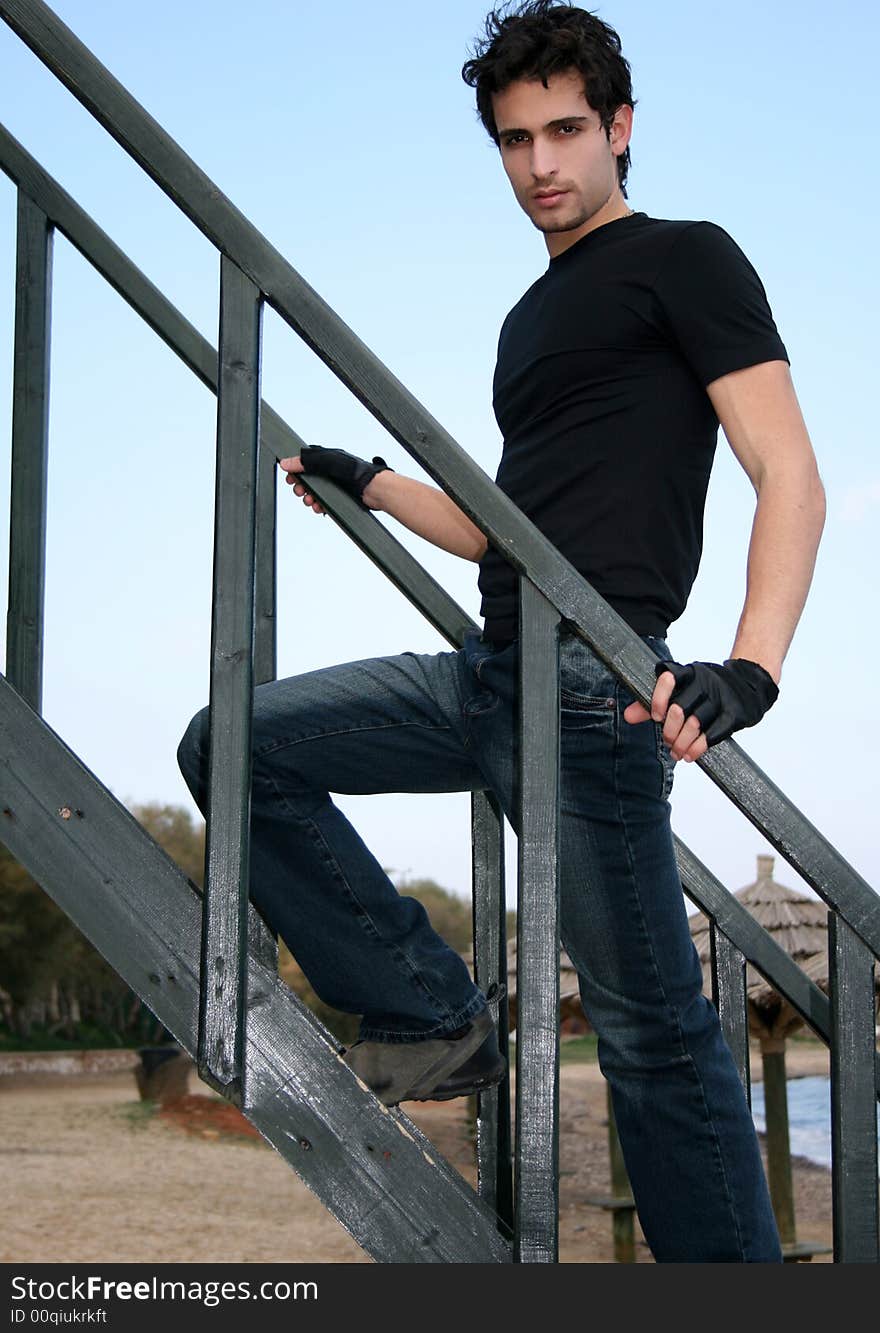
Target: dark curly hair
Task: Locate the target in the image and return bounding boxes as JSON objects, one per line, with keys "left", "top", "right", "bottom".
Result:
{"left": 462, "top": 1, "right": 635, "bottom": 194}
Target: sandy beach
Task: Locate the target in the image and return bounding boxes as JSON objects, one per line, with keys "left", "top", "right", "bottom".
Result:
{"left": 0, "top": 1039, "right": 834, "bottom": 1264}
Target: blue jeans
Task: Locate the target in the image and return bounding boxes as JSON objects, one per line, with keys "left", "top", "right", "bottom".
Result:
{"left": 177, "top": 628, "right": 782, "bottom": 1263}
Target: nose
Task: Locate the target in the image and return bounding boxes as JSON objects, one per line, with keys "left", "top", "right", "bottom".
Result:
{"left": 529, "top": 135, "right": 559, "bottom": 182}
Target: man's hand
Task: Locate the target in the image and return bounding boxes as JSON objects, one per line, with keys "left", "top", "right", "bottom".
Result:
{"left": 279, "top": 455, "right": 326, "bottom": 514}
{"left": 623, "top": 658, "right": 779, "bottom": 762}
{"left": 279, "top": 452, "right": 488, "bottom": 560}
{"left": 279, "top": 446, "right": 393, "bottom": 515}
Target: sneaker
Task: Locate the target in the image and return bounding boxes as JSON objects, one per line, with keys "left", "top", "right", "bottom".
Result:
{"left": 412, "top": 1028, "right": 507, "bottom": 1102}
{"left": 343, "top": 1007, "right": 504, "bottom": 1106}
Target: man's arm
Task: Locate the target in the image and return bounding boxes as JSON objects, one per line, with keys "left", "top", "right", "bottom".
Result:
{"left": 279, "top": 455, "right": 489, "bottom": 562}
{"left": 624, "top": 359, "right": 826, "bottom": 761}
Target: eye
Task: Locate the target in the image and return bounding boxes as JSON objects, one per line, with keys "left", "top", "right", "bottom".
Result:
{"left": 557, "top": 124, "right": 580, "bottom": 135}
{"left": 502, "top": 133, "right": 528, "bottom": 147}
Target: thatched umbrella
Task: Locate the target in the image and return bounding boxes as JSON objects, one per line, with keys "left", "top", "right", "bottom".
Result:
{"left": 461, "top": 940, "right": 586, "bottom": 1033}
{"left": 689, "top": 853, "right": 834, "bottom": 1259}
{"left": 503, "top": 940, "right": 585, "bottom": 1033}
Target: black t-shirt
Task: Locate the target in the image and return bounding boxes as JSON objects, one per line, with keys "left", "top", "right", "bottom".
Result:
{"left": 478, "top": 211, "right": 789, "bottom": 640}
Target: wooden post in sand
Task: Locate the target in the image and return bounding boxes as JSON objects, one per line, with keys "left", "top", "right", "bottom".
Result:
{"left": 135, "top": 1046, "right": 193, "bottom": 1103}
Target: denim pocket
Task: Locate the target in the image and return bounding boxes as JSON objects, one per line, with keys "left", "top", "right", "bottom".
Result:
{"left": 463, "top": 629, "right": 510, "bottom": 683}
{"left": 463, "top": 687, "right": 501, "bottom": 719}
{"left": 560, "top": 694, "right": 617, "bottom": 736}
{"left": 461, "top": 630, "right": 510, "bottom": 718}
{"left": 558, "top": 633, "right": 617, "bottom": 707}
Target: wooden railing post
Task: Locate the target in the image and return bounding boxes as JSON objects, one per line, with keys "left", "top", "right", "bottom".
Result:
{"left": 7, "top": 189, "right": 52, "bottom": 713}
{"left": 710, "top": 922, "right": 751, "bottom": 1101}
{"left": 3, "top": 0, "right": 879, "bottom": 958}
{"left": 246, "top": 418, "right": 279, "bottom": 974}
{"left": 198, "top": 256, "right": 262, "bottom": 1101}
{"left": 1, "top": 15, "right": 878, "bottom": 1263}
{"left": 829, "top": 913, "right": 879, "bottom": 1262}
{"left": 471, "top": 789, "right": 513, "bottom": 1231}
{"left": 515, "top": 577, "right": 561, "bottom": 1262}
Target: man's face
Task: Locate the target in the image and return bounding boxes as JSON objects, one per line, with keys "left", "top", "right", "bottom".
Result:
{"left": 491, "top": 69, "right": 632, "bottom": 255}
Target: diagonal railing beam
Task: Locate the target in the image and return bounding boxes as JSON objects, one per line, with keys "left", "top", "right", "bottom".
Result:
{"left": 2, "top": 3, "right": 877, "bottom": 1268}
{"left": 677, "top": 839, "right": 832, "bottom": 1036}
{"left": 680, "top": 840, "right": 880, "bottom": 1104}
{"left": 1, "top": 124, "right": 872, "bottom": 1092}
{"left": 2, "top": 141, "right": 877, "bottom": 1272}
{"left": 1, "top": 0, "right": 877, "bottom": 959}
{"left": 0, "top": 673, "right": 511, "bottom": 1263}
{"left": 0, "top": 124, "right": 477, "bottom": 651}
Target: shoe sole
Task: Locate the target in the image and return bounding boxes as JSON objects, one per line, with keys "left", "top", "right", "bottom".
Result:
{"left": 390, "top": 1010, "right": 496, "bottom": 1104}
{"left": 409, "top": 1059, "right": 507, "bottom": 1103}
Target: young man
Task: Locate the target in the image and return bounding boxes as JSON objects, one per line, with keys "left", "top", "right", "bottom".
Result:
{"left": 178, "top": 1, "right": 824, "bottom": 1262}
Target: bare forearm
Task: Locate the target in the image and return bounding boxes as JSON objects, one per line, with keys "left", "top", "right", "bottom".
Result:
{"left": 730, "top": 468, "right": 826, "bottom": 683}
{"left": 362, "top": 470, "right": 488, "bottom": 561}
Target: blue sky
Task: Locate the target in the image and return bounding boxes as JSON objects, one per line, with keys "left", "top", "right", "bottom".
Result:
{"left": 0, "top": 0, "right": 877, "bottom": 911}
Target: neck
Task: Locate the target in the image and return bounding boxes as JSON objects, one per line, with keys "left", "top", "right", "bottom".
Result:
{"left": 544, "top": 192, "right": 634, "bottom": 259}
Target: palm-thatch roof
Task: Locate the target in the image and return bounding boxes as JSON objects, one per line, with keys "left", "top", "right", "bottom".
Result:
{"left": 462, "top": 940, "right": 584, "bottom": 1031}
{"left": 689, "top": 854, "right": 831, "bottom": 1043}
{"left": 467, "top": 854, "right": 876, "bottom": 1041}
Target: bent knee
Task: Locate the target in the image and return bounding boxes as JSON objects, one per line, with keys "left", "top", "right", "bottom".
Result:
{"left": 177, "top": 705, "right": 210, "bottom": 795}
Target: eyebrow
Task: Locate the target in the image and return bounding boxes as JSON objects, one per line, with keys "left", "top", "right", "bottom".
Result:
{"left": 497, "top": 115, "right": 592, "bottom": 138}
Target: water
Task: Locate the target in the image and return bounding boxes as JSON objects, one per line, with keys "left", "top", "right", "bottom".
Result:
{"left": 751, "top": 1075, "right": 880, "bottom": 1172}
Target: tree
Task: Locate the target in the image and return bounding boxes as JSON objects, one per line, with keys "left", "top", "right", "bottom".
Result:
{"left": 0, "top": 802, "right": 206, "bottom": 1044}
{"left": 2, "top": 797, "right": 512, "bottom": 1054}
{"left": 0, "top": 842, "right": 126, "bottom": 1039}
{"left": 394, "top": 876, "right": 474, "bottom": 953}
{"left": 132, "top": 801, "right": 205, "bottom": 887}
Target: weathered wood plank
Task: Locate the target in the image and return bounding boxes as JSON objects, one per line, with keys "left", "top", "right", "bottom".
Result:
{"left": 0, "top": 130, "right": 477, "bottom": 657}
{"left": 709, "top": 924, "right": 750, "bottom": 1103}
{"left": 683, "top": 845, "right": 880, "bottom": 1103}
{"left": 0, "top": 675, "right": 511, "bottom": 1263}
{"left": 677, "top": 839, "right": 832, "bottom": 1043}
{"left": 3, "top": 70, "right": 874, "bottom": 1290}
{"left": 606, "top": 1085, "right": 636, "bottom": 1263}
{"left": 7, "top": 188, "right": 52, "bottom": 713}
{"left": 695, "top": 748, "right": 880, "bottom": 961}
{"left": 248, "top": 393, "right": 279, "bottom": 974}
{"left": 253, "top": 426, "right": 277, "bottom": 689}
{"left": 515, "top": 577, "right": 561, "bottom": 1263}
{"left": 1, "top": 0, "right": 876, "bottom": 957}
{"left": 198, "top": 257, "right": 262, "bottom": 1098}
{"left": 829, "top": 914, "right": 879, "bottom": 1263}
{"left": 0, "top": 130, "right": 871, "bottom": 1077}
{"left": 761, "top": 1046, "right": 796, "bottom": 1248}
{"left": 471, "top": 789, "right": 513, "bottom": 1232}
{"left": 0, "top": 121, "right": 216, "bottom": 386}
{"left": 3, "top": 29, "right": 877, "bottom": 1270}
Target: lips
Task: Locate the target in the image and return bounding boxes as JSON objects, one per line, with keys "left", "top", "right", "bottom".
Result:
{"left": 533, "top": 190, "right": 567, "bottom": 206}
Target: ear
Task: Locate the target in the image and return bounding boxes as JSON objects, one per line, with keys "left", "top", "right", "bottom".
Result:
{"left": 609, "top": 103, "right": 634, "bottom": 157}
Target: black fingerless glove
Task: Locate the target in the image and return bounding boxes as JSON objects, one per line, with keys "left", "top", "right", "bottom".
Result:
{"left": 654, "top": 657, "right": 779, "bottom": 746}
{"left": 299, "top": 444, "right": 392, "bottom": 500}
